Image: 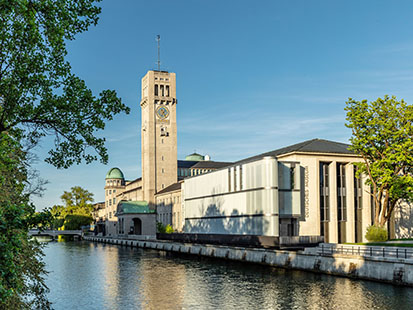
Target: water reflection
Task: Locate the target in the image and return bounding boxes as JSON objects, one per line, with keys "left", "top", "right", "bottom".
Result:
{"left": 43, "top": 242, "right": 413, "bottom": 310}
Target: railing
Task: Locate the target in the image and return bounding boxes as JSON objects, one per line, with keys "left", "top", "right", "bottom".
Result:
{"left": 319, "top": 244, "right": 413, "bottom": 259}
{"left": 29, "top": 229, "right": 82, "bottom": 236}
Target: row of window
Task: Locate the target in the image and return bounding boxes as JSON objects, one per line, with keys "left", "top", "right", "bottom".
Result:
{"left": 155, "top": 100, "right": 172, "bottom": 106}
{"left": 319, "top": 163, "right": 363, "bottom": 223}
{"left": 154, "top": 84, "right": 170, "bottom": 97}
{"left": 228, "top": 166, "right": 243, "bottom": 192}
{"left": 106, "top": 189, "right": 116, "bottom": 195}
{"left": 178, "top": 168, "right": 213, "bottom": 177}
{"left": 107, "top": 180, "right": 122, "bottom": 186}
{"left": 157, "top": 196, "right": 180, "bottom": 206}
{"left": 106, "top": 198, "right": 116, "bottom": 207}
{"left": 154, "top": 77, "right": 169, "bottom": 81}
{"left": 157, "top": 212, "right": 181, "bottom": 229}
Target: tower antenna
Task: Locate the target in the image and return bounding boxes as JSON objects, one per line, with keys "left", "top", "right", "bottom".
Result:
{"left": 156, "top": 35, "right": 161, "bottom": 71}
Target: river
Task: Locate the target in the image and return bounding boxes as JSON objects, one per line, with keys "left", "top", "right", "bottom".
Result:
{"left": 43, "top": 241, "right": 413, "bottom": 310}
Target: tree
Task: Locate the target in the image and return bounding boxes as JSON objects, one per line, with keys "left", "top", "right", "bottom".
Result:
{"left": 0, "top": 1, "right": 130, "bottom": 308}
{"left": 345, "top": 95, "right": 413, "bottom": 228}
{"left": 0, "top": 0, "right": 130, "bottom": 168}
{"left": 0, "top": 132, "right": 52, "bottom": 309}
{"left": 61, "top": 186, "right": 94, "bottom": 215}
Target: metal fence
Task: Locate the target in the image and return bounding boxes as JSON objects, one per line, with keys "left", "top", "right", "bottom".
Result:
{"left": 318, "top": 244, "right": 413, "bottom": 259}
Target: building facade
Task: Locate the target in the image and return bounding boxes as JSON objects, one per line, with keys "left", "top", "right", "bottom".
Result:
{"left": 181, "top": 139, "right": 412, "bottom": 243}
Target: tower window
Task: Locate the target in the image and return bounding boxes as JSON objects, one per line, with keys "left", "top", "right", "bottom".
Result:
{"left": 162, "top": 156, "right": 164, "bottom": 161}
{"left": 160, "top": 85, "right": 164, "bottom": 96}
{"left": 155, "top": 85, "right": 159, "bottom": 96}
{"left": 166, "top": 85, "right": 170, "bottom": 96}
{"left": 162, "top": 168, "right": 164, "bottom": 173}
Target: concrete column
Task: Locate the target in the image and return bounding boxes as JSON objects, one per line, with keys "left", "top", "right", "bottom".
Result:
{"left": 362, "top": 173, "right": 372, "bottom": 242}
{"left": 329, "top": 161, "right": 338, "bottom": 243}
{"left": 346, "top": 164, "right": 355, "bottom": 243}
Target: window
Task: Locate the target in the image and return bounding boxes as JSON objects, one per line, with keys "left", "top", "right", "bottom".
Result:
{"left": 113, "top": 189, "right": 116, "bottom": 193}
{"left": 290, "top": 164, "right": 296, "bottom": 189}
{"left": 228, "top": 168, "right": 231, "bottom": 192}
{"left": 319, "top": 162, "right": 330, "bottom": 222}
{"left": 162, "top": 168, "right": 164, "bottom": 173}
{"left": 113, "top": 198, "right": 116, "bottom": 204}
{"left": 240, "top": 166, "right": 243, "bottom": 190}
{"left": 109, "top": 189, "right": 112, "bottom": 195}
{"left": 354, "top": 166, "right": 362, "bottom": 209}
{"left": 234, "top": 167, "right": 237, "bottom": 191}
{"left": 162, "top": 155, "right": 164, "bottom": 161}
{"left": 337, "top": 163, "right": 347, "bottom": 221}
{"left": 109, "top": 212, "right": 112, "bottom": 218}
{"left": 109, "top": 199, "right": 112, "bottom": 206}
{"left": 155, "top": 84, "right": 159, "bottom": 96}
{"left": 160, "top": 85, "right": 164, "bottom": 96}
{"left": 166, "top": 85, "right": 170, "bottom": 96}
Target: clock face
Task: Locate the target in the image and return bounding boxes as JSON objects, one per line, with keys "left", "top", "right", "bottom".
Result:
{"left": 156, "top": 106, "right": 169, "bottom": 119}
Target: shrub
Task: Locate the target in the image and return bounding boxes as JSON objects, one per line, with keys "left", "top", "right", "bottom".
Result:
{"left": 156, "top": 222, "right": 166, "bottom": 233}
{"left": 365, "top": 225, "right": 388, "bottom": 242}
{"left": 63, "top": 215, "right": 93, "bottom": 230}
{"left": 165, "top": 224, "right": 174, "bottom": 234}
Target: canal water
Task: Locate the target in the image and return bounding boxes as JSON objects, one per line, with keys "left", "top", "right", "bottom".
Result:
{"left": 43, "top": 241, "right": 413, "bottom": 310}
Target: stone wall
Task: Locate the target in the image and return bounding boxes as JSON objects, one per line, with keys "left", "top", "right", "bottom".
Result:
{"left": 85, "top": 236, "right": 413, "bottom": 286}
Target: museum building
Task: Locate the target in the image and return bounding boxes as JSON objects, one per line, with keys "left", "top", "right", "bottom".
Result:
{"left": 96, "top": 70, "right": 412, "bottom": 243}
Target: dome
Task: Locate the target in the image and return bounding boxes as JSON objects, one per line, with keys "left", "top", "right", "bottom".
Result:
{"left": 185, "top": 153, "right": 204, "bottom": 161}
{"left": 105, "top": 167, "right": 125, "bottom": 180}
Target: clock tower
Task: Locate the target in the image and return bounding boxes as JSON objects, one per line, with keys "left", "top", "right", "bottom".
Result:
{"left": 140, "top": 70, "right": 177, "bottom": 207}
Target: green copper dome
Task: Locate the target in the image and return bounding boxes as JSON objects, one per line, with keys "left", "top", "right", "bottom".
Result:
{"left": 105, "top": 167, "right": 124, "bottom": 180}
{"left": 185, "top": 153, "right": 204, "bottom": 161}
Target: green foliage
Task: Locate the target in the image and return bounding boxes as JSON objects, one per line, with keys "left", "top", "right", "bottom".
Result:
{"left": 51, "top": 218, "right": 65, "bottom": 230}
{"left": 63, "top": 214, "right": 93, "bottom": 230}
{"left": 0, "top": 0, "right": 129, "bottom": 307}
{"left": 156, "top": 222, "right": 174, "bottom": 234}
{"left": 165, "top": 224, "right": 174, "bottom": 234}
{"left": 156, "top": 221, "right": 166, "bottom": 233}
{"left": 51, "top": 187, "right": 94, "bottom": 230}
{"left": 0, "top": 0, "right": 130, "bottom": 169}
{"left": 0, "top": 133, "right": 50, "bottom": 309}
{"left": 345, "top": 95, "right": 413, "bottom": 227}
{"left": 61, "top": 186, "right": 94, "bottom": 209}
{"left": 365, "top": 225, "right": 388, "bottom": 242}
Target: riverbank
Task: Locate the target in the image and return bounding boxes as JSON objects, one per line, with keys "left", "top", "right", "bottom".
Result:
{"left": 85, "top": 236, "right": 413, "bottom": 287}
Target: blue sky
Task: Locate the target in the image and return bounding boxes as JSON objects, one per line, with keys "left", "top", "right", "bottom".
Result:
{"left": 32, "top": 0, "right": 413, "bottom": 209}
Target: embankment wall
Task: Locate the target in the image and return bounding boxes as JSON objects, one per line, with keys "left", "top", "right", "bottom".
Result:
{"left": 84, "top": 236, "right": 413, "bottom": 286}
